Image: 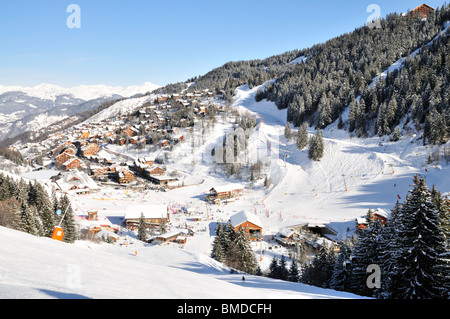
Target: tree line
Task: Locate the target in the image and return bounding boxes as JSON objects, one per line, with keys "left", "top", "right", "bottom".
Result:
{"left": 0, "top": 172, "right": 78, "bottom": 243}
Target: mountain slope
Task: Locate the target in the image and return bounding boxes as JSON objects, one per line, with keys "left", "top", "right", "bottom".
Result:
{"left": 155, "top": 5, "right": 450, "bottom": 145}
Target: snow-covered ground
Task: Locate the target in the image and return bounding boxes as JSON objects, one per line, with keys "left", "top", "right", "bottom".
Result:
{"left": 0, "top": 225, "right": 363, "bottom": 299}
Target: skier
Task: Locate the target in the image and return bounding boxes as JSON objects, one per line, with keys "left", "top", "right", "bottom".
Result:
{"left": 242, "top": 276, "right": 246, "bottom": 283}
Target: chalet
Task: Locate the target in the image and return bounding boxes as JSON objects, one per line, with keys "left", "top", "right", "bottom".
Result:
{"left": 116, "top": 167, "right": 135, "bottom": 184}
{"left": 64, "top": 145, "right": 77, "bottom": 156}
{"left": 81, "top": 143, "right": 100, "bottom": 157}
{"left": 124, "top": 204, "right": 169, "bottom": 230}
{"left": 154, "top": 230, "right": 188, "bottom": 244}
{"left": 148, "top": 175, "right": 177, "bottom": 186}
{"left": 52, "top": 141, "right": 73, "bottom": 157}
{"left": 88, "top": 211, "right": 98, "bottom": 221}
{"left": 92, "top": 167, "right": 108, "bottom": 177}
{"left": 229, "top": 211, "right": 263, "bottom": 241}
{"left": 55, "top": 151, "right": 73, "bottom": 165}
{"left": 409, "top": 3, "right": 435, "bottom": 19}
{"left": 145, "top": 166, "right": 165, "bottom": 176}
{"left": 173, "top": 135, "right": 184, "bottom": 143}
{"left": 206, "top": 184, "right": 244, "bottom": 204}
{"left": 53, "top": 169, "right": 99, "bottom": 194}
{"left": 157, "top": 95, "right": 169, "bottom": 103}
{"left": 275, "top": 228, "right": 299, "bottom": 247}
{"left": 124, "top": 126, "right": 139, "bottom": 137}
{"left": 80, "top": 130, "right": 90, "bottom": 139}
{"left": 138, "top": 157, "right": 154, "bottom": 166}
{"left": 130, "top": 136, "right": 138, "bottom": 144}
{"left": 62, "top": 157, "right": 82, "bottom": 170}
{"left": 160, "top": 140, "right": 170, "bottom": 147}
{"left": 356, "top": 208, "right": 389, "bottom": 231}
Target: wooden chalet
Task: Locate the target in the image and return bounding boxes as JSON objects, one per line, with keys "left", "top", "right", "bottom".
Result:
{"left": 157, "top": 95, "right": 169, "bottom": 103}
{"left": 62, "top": 157, "right": 81, "bottom": 170}
{"left": 124, "top": 205, "right": 169, "bottom": 230}
{"left": 124, "top": 126, "right": 139, "bottom": 137}
{"left": 229, "top": 211, "right": 263, "bottom": 241}
{"left": 154, "top": 230, "right": 188, "bottom": 244}
{"left": 145, "top": 166, "right": 165, "bottom": 176}
{"left": 116, "top": 167, "right": 135, "bottom": 184}
{"left": 64, "top": 145, "right": 77, "bottom": 155}
{"left": 80, "top": 130, "right": 90, "bottom": 139}
{"left": 139, "top": 157, "right": 154, "bottom": 166}
{"left": 81, "top": 143, "right": 100, "bottom": 157}
{"left": 92, "top": 167, "right": 108, "bottom": 177}
{"left": 88, "top": 211, "right": 99, "bottom": 221}
{"left": 409, "top": 3, "right": 435, "bottom": 19}
{"left": 275, "top": 228, "right": 299, "bottom": 247}
{"left": 53, "top": 170, "right": 99, "bottom": 194}
{"left": 206, "top": 184, "right": 244, "bottom": 204}
{"left": 148, "top": 175, "right": 177, "bottom": 186}
{"left": 55, "top": 151, "right": 73, "bottom": 165}
{"left": 356, "top": 208, "right": 389, "bottom": 231}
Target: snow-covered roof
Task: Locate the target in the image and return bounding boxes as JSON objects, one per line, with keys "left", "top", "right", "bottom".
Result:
{"left": 124, "top": 205, "right": 168, "bottom": 220}
{"left": 54, "top": 170, "right": 99, "bottom": 192}
{"left": 210, "top": 183, "right": 244, "bottom": 193}
{"left": 230, "top": 211, "right": 263, "bottom": 229}
{"left": 373, "top": 208, "right": 388, "bottom": 219}
{"left": 278, "top": 228, "right": 295, "bottom": 238}
{"left": 21, "top": 169, "right": 60, "bottom": 181}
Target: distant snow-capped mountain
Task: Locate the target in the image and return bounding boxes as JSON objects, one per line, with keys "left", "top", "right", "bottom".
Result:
{"left": 0, "top": 82, "right": 161, "bottom": 143}
{"left": 0, "top": 81, "right": 161, "bottom": 101}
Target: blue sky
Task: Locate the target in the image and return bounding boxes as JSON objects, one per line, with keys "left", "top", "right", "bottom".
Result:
{"left": 0, "top": 0, "right": 447, "bottom": 87}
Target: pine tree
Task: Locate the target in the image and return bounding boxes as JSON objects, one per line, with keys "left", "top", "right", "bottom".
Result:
{"left": 389, "top": 176, "right": 449, "bottom": 299}
{"left": 330, "top": 239, "right": 353, "bottom": 292}
{"left": 268, "top": 256, "right": 280, "bottom": 279}
{"left": 225, "top": 227, "right": 258, "bottom": 275}
{"left": 377, "top": 201, "right": 403, "bottom": 299}
{"left": 58, "top": 194, "right": 77, "bottom": 243}
{"left": 33, "top": 182, "right": 55, "bottom": 238}
{"left": 20, "top": 202, "right": 40, "bottom": 236}
{"left": 284, "top": 123, "right": 292, "bottom": 140}
{"left": 296, "top": 122, "right": 308, "bottom": 150}
{"left": 278, "top": 255, "right": 289, "bottom": 281}
{"left": 348, "top": 214, "right": 385, "bottom": 297}
{"left": 211, "top": 237, "right": 225, "bottom": 263}
{"left": 211, "top": 223, "right": 226, "bottom": 262}
{"left": 300, "top": 241, "right": 335, "bottom": 288}
{"left": 137, "top": 213, "right": 148, "bottom": 242}
{"left": 308, "top": 129, "right": 324, "bottom": 161}
{"left": 288, "top": 259, "right": 300, "bottom": 282}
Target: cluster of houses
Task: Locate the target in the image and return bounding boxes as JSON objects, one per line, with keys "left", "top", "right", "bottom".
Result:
{"left": 38, "top": 89, "right": 226, "bottom": 189}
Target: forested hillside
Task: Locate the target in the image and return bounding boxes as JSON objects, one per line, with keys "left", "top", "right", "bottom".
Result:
{"left": 156, "top": 4, "right": 450, "bottom": 145}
